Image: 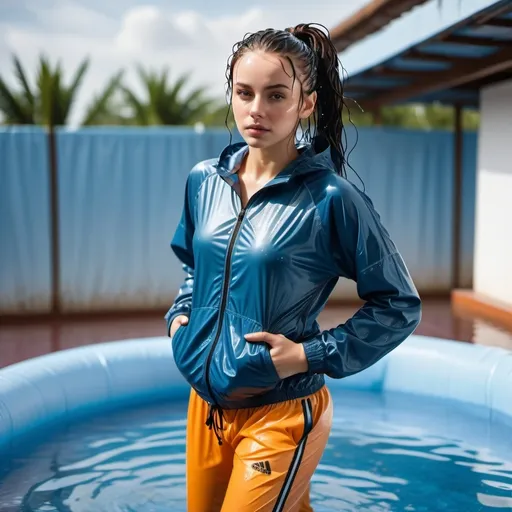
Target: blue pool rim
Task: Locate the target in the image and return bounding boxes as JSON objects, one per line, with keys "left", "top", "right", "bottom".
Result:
{"left": 0, "top": 334, "right": 511, "bottom": 452}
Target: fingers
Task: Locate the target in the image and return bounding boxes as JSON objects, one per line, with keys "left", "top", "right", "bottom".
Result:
{"left": 173, "top": 315, "right": 188, "bottom": 326}
{"left": 170, "top": 315, "right": 189, "bottom": 338}
{"left": 244, "top": 331, "right": 278, "bottom": 345}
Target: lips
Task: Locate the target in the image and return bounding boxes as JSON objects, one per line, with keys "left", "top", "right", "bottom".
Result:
{"left": 246, "top": 125, "right": 270, "bottom": 131}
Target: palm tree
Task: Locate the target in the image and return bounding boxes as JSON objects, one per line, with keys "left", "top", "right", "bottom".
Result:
{"left": 0, "top": 54, "right": 123, "bottom": 126}
{"left": 121, "top": 66, "right": 222, "bottom": 126}
{"left": 0, "top": 54, "right": 123, "bottom": 314}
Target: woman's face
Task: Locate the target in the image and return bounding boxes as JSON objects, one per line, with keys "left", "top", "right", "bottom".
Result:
{"left": 231, "top": 50, "right": 316, "bottom": 150}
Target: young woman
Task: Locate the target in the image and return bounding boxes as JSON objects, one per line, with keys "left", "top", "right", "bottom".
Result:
{"left": 165, "top": 23, "right": 421, "bottom": 512}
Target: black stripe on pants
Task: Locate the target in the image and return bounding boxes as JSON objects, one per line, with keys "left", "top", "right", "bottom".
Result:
{"left": 272, "top": 398, "right": 314, "bottom": 512}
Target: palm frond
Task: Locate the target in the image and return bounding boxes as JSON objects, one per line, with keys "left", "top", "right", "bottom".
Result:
{"left": 0, "top": 76, "right": 33, "bottom": 124}
{"left": 12, "top": 55, "right": 34, "bottom": 109}
{"left": 122, "top": 65, "right": 226, "bottom": 126}
{"left": 59, "top": 58, "right": 88, "bottom": 124}
{"left": 37, "top": 55, "right": 53, "bottom": 125}
{"left": 81, "top": 70, "right": 124, "bottom": 126}
{"left": 67, "top": 58, "right": 89, "bottom": 99}
{"left": 122, "top": 86, "right": 148, "bottom": 125}
{"left": 52, "top": 60, "right": 68, "bottom": 125}
{"left": 168, "top": 72, "right": 191, "bottom": 106}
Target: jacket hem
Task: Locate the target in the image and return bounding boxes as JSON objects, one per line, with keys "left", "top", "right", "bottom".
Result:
{"left": 217, "top": 376, "right": 325, "bottom": 410}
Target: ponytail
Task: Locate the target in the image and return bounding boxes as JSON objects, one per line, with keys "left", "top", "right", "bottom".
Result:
{"left": 287, "top": 24, "right": 346, "bottom": 175}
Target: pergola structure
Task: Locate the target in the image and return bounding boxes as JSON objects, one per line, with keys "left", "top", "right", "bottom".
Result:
{"left": 330, "top": 0, "right": 512, "bottom": 330}
{"left": 330, "top": 0, "right": 432, "bottom": 53}
{"left": 331, "top": 0, "right": 512, "bottom": 109}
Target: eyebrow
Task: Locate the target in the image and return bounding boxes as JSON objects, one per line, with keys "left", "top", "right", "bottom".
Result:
{"left": 235, "top": 82, "right": 290, "bottom": 90}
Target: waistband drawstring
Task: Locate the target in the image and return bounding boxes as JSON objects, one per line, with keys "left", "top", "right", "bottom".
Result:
{"left": 205, "top": 403, "right": 225, "bottom": 445}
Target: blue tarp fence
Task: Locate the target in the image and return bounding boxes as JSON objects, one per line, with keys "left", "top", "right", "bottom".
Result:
{"left": 0, "top": 126, "right": 477, "bottom": 313}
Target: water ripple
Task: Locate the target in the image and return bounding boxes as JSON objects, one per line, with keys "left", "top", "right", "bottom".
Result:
{"left": 0, "top": 391, "right": 510, "bottom": 512}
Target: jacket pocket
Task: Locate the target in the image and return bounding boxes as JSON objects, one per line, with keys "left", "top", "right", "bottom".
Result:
{"left": 208, "top": 313, "right": 281, "bottom": 404}
{"left": 170, "top": 323, "right": 184, "bottom": 344}
{"left": 171, "top": 307, "right": 219, "bottom": 398}
{"left": 171, "top": 317, "right": 188, "bottom": 357}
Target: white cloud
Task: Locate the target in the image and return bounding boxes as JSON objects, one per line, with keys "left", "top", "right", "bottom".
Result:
{"left": 206, "top": 8, "right": 267, "bottom": 46}
{"left": 115, "top": 6, "right": 267, "bottom": 56}
{"left": 116, "top": 6, "right": 195, "bottom": 52}
{"left": 174, "top": 11, "right": 212, "bottom": 41}
{"left": 33, "top": 2, "right": 117, "bottom": 36}
{"left": 0, "top": 1, "right": 366, "bottom": 126}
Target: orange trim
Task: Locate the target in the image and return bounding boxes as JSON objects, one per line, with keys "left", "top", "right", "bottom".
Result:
{"left": 451, "top": 289, "right": 512, "bottom": 331}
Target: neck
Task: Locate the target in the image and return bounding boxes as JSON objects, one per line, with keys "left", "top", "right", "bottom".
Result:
{"left": 241, "top": 136, "right": 299, "bottom": 183}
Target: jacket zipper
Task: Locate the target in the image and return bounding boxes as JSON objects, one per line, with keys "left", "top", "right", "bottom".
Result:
{"left": 204, "top": 206, "right": 247, "bottom": 408}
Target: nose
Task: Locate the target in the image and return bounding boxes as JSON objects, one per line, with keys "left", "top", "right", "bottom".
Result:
{"left": 249, "top": 95, "right": 264, "bottom": 119}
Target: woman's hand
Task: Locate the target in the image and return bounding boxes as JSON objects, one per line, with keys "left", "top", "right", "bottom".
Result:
{"left": 170, "top": 315, "right": 189, "bottom": 338}
{"left": 244, "top": 332, "right": 309, "bottom": 379}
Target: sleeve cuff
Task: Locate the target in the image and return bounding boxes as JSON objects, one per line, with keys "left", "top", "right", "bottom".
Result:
{"left": 302, "top": 338, "right": 326, "bottom": 374}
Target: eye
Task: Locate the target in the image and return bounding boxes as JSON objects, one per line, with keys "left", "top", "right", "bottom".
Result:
{"left": 236, "top": 89, "right": 252, "bottom": 98}
{"left": 271, "top": 93, "right": 285, "bottom": 101}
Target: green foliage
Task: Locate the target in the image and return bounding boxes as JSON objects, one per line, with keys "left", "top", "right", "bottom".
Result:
{"left": 201, "top": 103, "right": 236, "bottom": 129}
{"left": 0, "top": 54, "right": 479, "bottom": 131}
{"left": 0, "top": 54, "right": 123, "bottom": 126}
{"left": 119, "top": 66, "right": 223, "bottom": 126}
{"left": 344, "top": 102, "right": 479, "bottom": 131}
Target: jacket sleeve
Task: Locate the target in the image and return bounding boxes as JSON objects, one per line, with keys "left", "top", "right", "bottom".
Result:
{"left": 164, "top": 265, "right": 194, "bottom": 337}
{"left": 302, "top": 178, "right": 422, "bottom": 378}
{"left": 164, "top": 170, "right": 198, "bottom": 337}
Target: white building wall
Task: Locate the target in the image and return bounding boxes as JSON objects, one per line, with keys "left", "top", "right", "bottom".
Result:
{"left": 474, "top": 79, "right": 512, "bottom": 306}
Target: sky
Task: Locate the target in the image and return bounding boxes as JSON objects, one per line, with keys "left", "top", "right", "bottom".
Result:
{"left": 0, "top": 0, "right": 368, "bottom": 125}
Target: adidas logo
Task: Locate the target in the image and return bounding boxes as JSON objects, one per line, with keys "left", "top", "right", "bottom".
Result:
{"left": 252, "top": 461, "right": 271, "bottom": 475}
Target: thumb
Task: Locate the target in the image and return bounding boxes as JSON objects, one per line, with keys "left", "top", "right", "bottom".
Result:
{"left": 179, "top": 316, "right": 189, "bottom": 325}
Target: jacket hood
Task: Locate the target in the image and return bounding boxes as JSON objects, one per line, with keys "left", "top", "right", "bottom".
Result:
{"left": 215, "top": 135, "right": 336, "bottom": 185}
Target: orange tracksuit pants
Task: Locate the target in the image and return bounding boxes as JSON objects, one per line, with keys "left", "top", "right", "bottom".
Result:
{"left": 186, "top": 385, "right": 333, "bottom": 512}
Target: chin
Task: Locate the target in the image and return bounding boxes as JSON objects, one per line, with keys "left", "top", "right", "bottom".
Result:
{"left": 243, "top": 136, "right": 273, "bottom": 149}
{"left": 244, "top": 131, "right": 287, "bottom": 148}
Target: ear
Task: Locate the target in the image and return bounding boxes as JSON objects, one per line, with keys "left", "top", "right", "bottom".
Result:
{"left": 299, "top": 91, "right": 317, "bottom": 120}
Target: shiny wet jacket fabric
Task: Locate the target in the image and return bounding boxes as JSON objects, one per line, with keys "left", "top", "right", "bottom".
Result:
{"left": 165, "top": 137, "right": 421, "bottom": 410}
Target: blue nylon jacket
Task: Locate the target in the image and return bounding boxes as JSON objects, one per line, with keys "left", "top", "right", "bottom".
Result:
{"left": 165, "top": 137, "right": 421, "bottom": 411}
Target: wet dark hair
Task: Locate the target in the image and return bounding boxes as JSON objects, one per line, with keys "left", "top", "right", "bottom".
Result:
{"left": 224, "top": 23, "right": 350, "bottom": 178}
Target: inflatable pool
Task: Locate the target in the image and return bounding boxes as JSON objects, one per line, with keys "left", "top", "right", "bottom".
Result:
{"left": 1, "top": 335, "right": 511, "bottom": 511}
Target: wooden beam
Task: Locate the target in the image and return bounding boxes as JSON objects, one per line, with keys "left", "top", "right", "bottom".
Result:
{"left": 452, "top": 290, "right": 512, "bottom": 332}
{"left": 343, "top": 83, "right": 388, "bottom": 91}
{"left": 48, "top": 127, "right": 61, "bottom": 314}
{"left": 330, "top": 0, "right": 430, "bottom": 52}
{"left": 371, "top": 66, "right": 462, "bottom": 83}
{"left": 329, "top": 0, "right": 512, "bottom": 54}
{"left": 372, "top": 67, "right": 428, "bottom": 78}
{"left": 361, "top": 46, "right": 512, "bottom": 109}
{"left": 445, "top": 34, "right": 512, "bottom": 48}
{"left": 452, "top": 105, "right": 463, "bottom": 290}
{"left": 475, "top": 4, "right": 512, "bottom": 26}
{"left": 483, "top": 18, "right": 512, "bottom": 29}
{"left": 404, "top": 50, "right": 474, "bottom": 64}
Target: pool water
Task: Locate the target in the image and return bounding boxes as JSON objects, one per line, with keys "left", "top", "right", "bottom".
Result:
{"left": 1, "top": 389, "right": 511, "bottom": 511}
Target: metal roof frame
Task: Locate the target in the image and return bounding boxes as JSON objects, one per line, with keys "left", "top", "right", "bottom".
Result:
{"left": 330, "top": 0, "right": 432, "bottom": 52}
{"left": 340, "top": 0, "right": 512, "bottom": 109}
